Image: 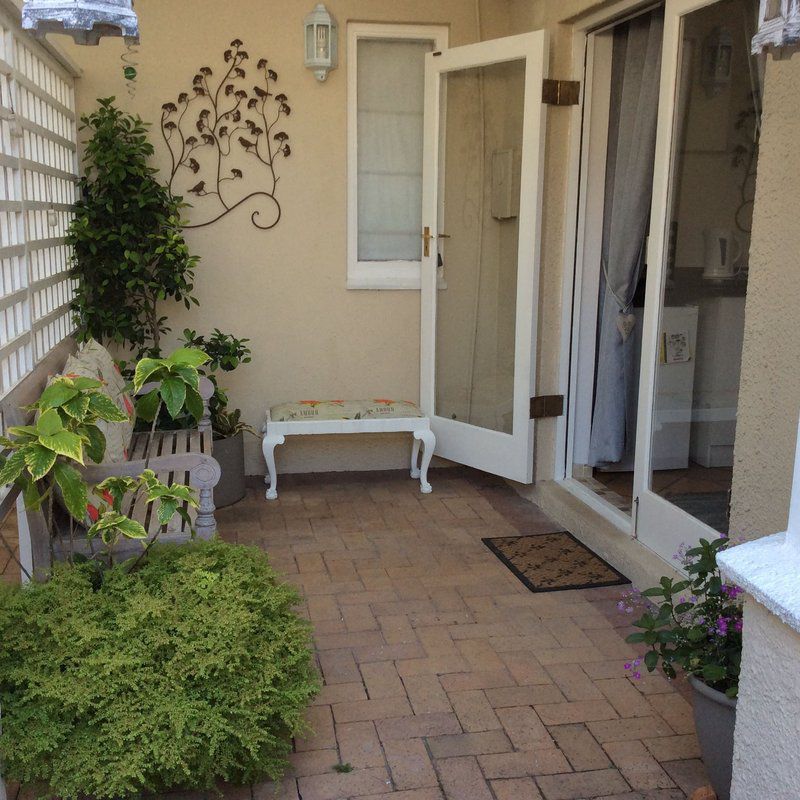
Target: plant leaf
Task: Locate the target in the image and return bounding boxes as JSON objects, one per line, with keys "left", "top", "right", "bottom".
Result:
{"left": 68, "top": 376, "right": 103, "bottom": 391}
{"left": 0, "top": 449, "right": 28, "bottom": 486}
{"left": 167, "top": 347, "right": 208, "bottom": 368}
{"left": 136, "top": 389, "right": 161, "bottom": 422}
{"left": 117, "top": 516, "right": 148, "bottom": 540}
{"left": 184, "top": 386, "right": 204, "bottom": 423}
{"left": 157, "top": 498, "right": 179, "bottom": 525}
{"left": 53, "top": 462, "right": 88, "bottom": 521}
{"left": 133, "top": 357, "right": 164, "bottom": 390}
{"left": 39, "top": 430, "right": 85, "bottom": 464}
{"left": 24, "top": 444, "right": 57, "bottom": 481}
{"left": 62, "top": 393, "right": 91, "bottom": 419}
{"left": 88, "top": 393, "right": 128, "bottom": 422}
{"left": 39, "top": 382, "right": 79, "bottom": 411}
{"left": 36, "top": 408, "right": 64, "bottom": 436}
{"left": 160, "top": 376, "right": 187, "bottom": 420}
{"left": 83, "top": 425, "right": 107, "bottom": 464}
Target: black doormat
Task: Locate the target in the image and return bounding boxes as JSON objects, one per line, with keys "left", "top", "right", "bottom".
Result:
{"left": 483, "top": 531, "right": 629, "bottom": 593}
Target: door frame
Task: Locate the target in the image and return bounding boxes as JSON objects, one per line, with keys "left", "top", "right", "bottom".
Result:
{"left": 555, "top": 0, "right": 663, "bottom": 530}
{"left": 419, "top": 31, "right": 548, "bottom": 483}
{"left": 632, "top": 0, "right": 729, "bottom": 558}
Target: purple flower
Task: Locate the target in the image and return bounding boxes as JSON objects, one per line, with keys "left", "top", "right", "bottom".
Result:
{"left": 632, "top": 671, "right": 641, "bottom": 680}
{"left": 722, "top": 584, "right": 743, "bottom": 600}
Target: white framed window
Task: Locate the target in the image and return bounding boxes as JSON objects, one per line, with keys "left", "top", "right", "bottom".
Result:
{"left": 347, "top": 22, "right": 448, "bottom": 290}
{"left": 0, "top": 6, "right": 78, "bottom": 398}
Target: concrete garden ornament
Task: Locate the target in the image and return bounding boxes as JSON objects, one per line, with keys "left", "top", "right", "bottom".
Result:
{"left": 22, "top": 0, "right": 139, "bottom": 45}
{"left": 161, "top": 39, "right": 293, "bottom": 230}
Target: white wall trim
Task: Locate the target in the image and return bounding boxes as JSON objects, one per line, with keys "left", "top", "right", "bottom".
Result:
{"left": 346, "top": 22, "right": 448, "bottom": 291}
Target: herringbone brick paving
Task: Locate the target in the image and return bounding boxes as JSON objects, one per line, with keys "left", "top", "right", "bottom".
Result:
{"left": 218, "top": 467, "right": 709, "bottom": 800}
{"left": 1, "top": 467, "right": 710, "bottom": 800}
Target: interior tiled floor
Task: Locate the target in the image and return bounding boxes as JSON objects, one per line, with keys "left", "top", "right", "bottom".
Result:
{"left": 1, "top": 467, "right": 710, "bottom": 799}
{"left": 586, "top": 463, "right": 732, "bottom": 524}
{"left": 213, "top": 467, "right": 709, "bottom": 800}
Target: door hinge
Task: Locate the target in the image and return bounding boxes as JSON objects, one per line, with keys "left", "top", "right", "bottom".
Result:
{"left": 530, "top": 394, "right": 565, "bottom": 419}
{"left": 542, "top": 79, "right": 580, "bottom": 106}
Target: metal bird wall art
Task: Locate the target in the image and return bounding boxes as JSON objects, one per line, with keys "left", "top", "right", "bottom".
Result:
{"left": 160, "top": 38, "right": 293, "bottom": 230}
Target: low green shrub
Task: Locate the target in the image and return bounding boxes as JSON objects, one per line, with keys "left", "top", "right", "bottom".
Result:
{"left": 0, "top": 539, "right": 319, "bottom": 799}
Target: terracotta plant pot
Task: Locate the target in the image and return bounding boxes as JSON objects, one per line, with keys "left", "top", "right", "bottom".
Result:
{"left": 689, "top": 675, "right": 737, "bottom": 800}
{"left": 213, "top": 430, "right": 246, "bottom": 508}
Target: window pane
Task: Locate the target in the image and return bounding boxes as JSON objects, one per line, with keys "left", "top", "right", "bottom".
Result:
{"left": 357, "top": 38, "right": 432, "bottom": 262}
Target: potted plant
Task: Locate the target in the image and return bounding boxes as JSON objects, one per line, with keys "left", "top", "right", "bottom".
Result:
{"left": 624, "top": 537, "right": 743, "bottom": 800}
{"left": 67, "top": 98, "right": 199, "bottom": 359}
{"left": 181, "top": 329, "right": 254, "bottom": 508}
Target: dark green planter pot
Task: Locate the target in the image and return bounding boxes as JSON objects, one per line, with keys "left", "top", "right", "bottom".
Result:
{"left": 213, "top": 431, "right": 246, "bottom": 508}
{"left": 689, "top": 675, "right": 737, "bottom": 800}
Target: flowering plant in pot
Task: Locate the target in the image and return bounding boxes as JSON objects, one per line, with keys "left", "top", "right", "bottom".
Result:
{"left": 624, "top": 537, "right": 743, "bottom": 800}
{"left": 181, "top": 328, "right": 255, "bottom": 507}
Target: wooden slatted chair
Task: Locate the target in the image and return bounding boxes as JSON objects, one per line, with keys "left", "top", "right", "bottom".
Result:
{"left": 0, "top": 339, "right": 221, "bottom": 577}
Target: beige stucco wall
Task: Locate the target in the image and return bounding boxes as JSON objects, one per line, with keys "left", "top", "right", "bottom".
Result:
{"left": 55, "top": 0, "right": 797, "bottom": 518}
{"left": 729, "top": 599, "right": 800, "bottom": 799}
{"left": 729, "top": 53, "right": 800, "bottom": 540}
{"left": 60, "top": 0, "right": 495, "bottom": 477}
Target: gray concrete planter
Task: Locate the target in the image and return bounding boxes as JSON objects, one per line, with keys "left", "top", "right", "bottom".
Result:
{"left": 213, "top": 431, "right": 246, "bottom": 508}
{"left": 689, "top": 675, "right": 737, "bottom": 800}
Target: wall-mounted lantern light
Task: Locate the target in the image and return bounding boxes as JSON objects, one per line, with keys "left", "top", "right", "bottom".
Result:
{"left": 752, "top": 0, "right": 800, "bottom": 55}
{"left": 304, "top": 3, "right": 338, "bottom": 82}
{"left": 22, "top": 0, "right": 139, "bottom": 45}
{"left": 701, "top": 26, "right": 733, "bottom": 96}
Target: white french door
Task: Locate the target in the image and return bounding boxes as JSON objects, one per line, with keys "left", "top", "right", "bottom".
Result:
{"left": 419, "top": 32, "right": 548, "bottom": 483}
{"left": 633, "top": 0, "right": 744, "bottom": 561}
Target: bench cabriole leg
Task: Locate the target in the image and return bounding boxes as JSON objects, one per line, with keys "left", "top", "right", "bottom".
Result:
{"left": 263, "top": 433, "right": 285, "bottom": 500}
{"left": 410, "top": 435, "right": 422, "bottom": 479}
{"left": 414, "top": 428, "right": 435, "bottom": 494}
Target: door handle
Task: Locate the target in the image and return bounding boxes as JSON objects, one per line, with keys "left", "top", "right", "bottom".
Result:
{"left": 422, "top": 227, "right": 450, "bottom": 257}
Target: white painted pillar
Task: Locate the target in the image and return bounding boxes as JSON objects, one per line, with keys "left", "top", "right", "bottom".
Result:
{"left": 719, "top": 416, "right": 800, "bottom": 800}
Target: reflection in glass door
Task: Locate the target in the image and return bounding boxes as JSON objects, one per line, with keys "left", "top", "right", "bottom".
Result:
{"left": 435, "top": 59, "right": 526, "bottom": 436}
{"left": 635, "top": 0, "right": 762, "bottom": 560}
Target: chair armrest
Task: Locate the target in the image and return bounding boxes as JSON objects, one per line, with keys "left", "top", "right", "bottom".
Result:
{"left": 79, "top": 452, "right": 221, "bottom": 489}
{"left": 135, "top": 376, "right": 214, "bottom": 434}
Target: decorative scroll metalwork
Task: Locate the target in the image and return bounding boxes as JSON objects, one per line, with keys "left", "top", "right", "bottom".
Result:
{"left": 160, "top": 39, "right": 293, "bottom": 230}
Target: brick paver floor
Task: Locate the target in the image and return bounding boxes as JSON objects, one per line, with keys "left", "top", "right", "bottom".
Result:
{"left": 0, "top": 467, "right": 710, "bottom": 800}
{"left": 213, "top": 467, "right": 710, "bottom": 800}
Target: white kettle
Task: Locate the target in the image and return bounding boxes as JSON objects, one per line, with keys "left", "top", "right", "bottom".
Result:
{"left": 703, "top": 228, "right": 742, "bottom": 280}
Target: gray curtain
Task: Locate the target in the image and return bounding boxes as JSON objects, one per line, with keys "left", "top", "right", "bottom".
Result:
{"left": 589, "top": 9, "right": 664, "bottom": 467}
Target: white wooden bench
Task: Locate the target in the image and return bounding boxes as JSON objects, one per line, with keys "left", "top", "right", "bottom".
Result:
{"left": 262, "top": 400, "right": 436, "bottom": 500}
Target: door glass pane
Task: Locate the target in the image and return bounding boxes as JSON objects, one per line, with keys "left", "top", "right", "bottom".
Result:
{"left": 357, "top": 38, "right": 433, "bottom": 262}
{"left": 435, "top": 58, "right": 526, "bottom": 434}
{"left": 649, "top": 0, "right": 762, "bottom": 533}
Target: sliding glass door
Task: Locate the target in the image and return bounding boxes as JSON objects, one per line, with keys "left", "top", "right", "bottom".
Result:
{"left": 633, "top": 0, "right": 761, "bottom": 561}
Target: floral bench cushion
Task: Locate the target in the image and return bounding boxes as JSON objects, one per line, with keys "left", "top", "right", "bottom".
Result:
{"left": 270, "top": 399, "right": 425, "bottom": 422}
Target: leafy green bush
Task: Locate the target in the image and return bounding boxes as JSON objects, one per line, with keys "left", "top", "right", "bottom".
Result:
{"left": 68, "top": 98, "right": 199, "bottom": 357}
{"left": 0, "top": 539, "right": 319, "bottom": 799}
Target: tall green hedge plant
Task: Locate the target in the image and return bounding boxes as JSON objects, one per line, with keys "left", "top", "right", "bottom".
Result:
{"left": 68, "top": 98, "right": 199, "bottom": 357}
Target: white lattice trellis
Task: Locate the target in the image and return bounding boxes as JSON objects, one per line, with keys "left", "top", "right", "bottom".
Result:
{"left": 0, "top": 4, "right": 77, "bottom": 401}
